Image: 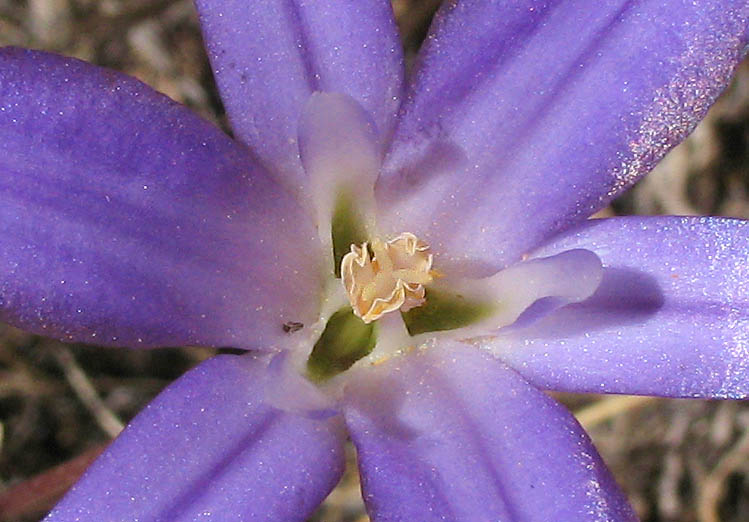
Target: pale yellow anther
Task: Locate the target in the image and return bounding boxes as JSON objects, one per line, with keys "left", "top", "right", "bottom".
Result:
{"left": 341, "top": 233, "right": 433, "bottom": 323}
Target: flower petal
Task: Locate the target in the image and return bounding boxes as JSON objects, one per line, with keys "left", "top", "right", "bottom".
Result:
{"left": 343, "top": 343, "right": 636, "bottom": 522}
{"left": 490, "top": 216, "right": 749, "bottom": 398}
{"left": 45, "top": 354, "right": 346, "bottom": 522}
{"left": 195, "top": 0, "right": 404, "bottom": 194}
{"left": 377, "top": 0, "right": 748, "bottom": 271}
{"left": 0, "top": 48, "right": 321, "bottom": 349}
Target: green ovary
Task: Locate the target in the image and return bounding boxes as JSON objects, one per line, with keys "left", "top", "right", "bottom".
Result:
{"left": 306, "top": 307, "right": 377, "bottom": 382}
{"left": 306, "top": 190, "right": 495, "bottom": 381}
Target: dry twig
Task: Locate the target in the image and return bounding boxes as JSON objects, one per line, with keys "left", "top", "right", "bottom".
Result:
{"left": 53, "top": 346, "right": 124, "bottom": 439}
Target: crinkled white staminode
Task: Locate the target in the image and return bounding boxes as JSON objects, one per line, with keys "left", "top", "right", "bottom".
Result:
{"left": 342, "top": 233, "right": 433, "bottom": 323}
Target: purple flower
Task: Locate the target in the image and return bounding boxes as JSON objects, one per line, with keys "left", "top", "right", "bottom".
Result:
{"left": 1, "top": 1, "right": 748, "bottom": 520}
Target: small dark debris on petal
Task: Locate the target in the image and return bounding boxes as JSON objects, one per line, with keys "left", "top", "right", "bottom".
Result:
{"left": 282, "top": 321, "right": 304, "bottom": 333}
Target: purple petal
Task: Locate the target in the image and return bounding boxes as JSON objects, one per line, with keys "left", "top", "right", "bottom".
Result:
{"left": 45, "top": 354, "right": 345, "bottom": 522}
{"left": 491, "top": 216, "right": 749, "bottom": 398}
{"left": 343, "top": 342, "right": 636, "bottom": 521}
{"left": 0, "top": 48, "right": 321, "bottom": 348}
{"left": 377, "top": 0, "right": 748, "bottom": 270}
{"left": 195, "top": 0, "right": 403, "bottom": 194}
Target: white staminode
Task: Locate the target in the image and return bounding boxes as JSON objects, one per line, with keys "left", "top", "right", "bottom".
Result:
{"left": 342, "top": 233, "right": 434, "bottom": 323}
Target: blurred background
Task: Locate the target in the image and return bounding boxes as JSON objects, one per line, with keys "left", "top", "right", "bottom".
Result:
{"left": 0, "top": 1, "right": 747, "bottom": 520}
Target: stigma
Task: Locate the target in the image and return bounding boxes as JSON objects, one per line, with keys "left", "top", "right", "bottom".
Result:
{"left": 341, "top": 233, "right": 434, "bottom": 323}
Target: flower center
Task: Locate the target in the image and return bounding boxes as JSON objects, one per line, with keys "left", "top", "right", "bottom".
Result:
{"left": 341, "top": 233, "right": 434, "bottom": 323}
